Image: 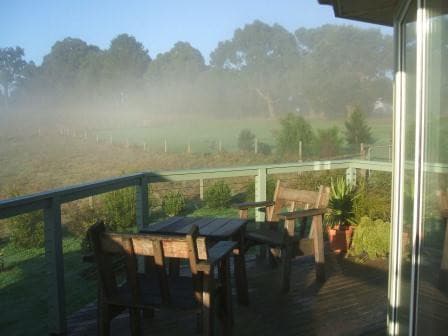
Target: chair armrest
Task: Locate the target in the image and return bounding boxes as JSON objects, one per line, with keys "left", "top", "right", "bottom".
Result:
{"left": 233, "top": 200, "right": 274, "bottom": 210}
{"left": 197, "top": 241, "right": 237, "bottom": 272}
{"left": 278, "top": 208, "right": 327, "bottom": 220}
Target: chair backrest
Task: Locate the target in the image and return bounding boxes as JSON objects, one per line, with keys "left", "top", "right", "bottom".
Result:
{"left": 88, "top": 221, "right": 207, "bottom": 305}
{"left": 267, "top": 181, "right": 330, "bottom": 222}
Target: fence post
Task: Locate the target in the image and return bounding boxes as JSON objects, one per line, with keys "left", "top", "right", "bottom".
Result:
{"left": 164, "top": 139, "right": 168, "bottom": 153}
{"left": 299, "top": 141, "right": 303, "bottom": 162}
{"left": 254, "top": 138, "right": 258, "bottom": 154}
{"left": 44, "top": 198, "right": 66, "bottom": 335}
{"left": 255, "top": 168, "right": 267, "bottom": 222}
{"left": 136, "top": 176, "right": 149, "bottom": 229}
{"left": 346, "top": 167, "right": 357, "bottom": 188}
{"left": 218, "top": 140, "right": 222, "bottom": 153}
{"left": 199, "top": 178, "right": 204, "bottom": 200}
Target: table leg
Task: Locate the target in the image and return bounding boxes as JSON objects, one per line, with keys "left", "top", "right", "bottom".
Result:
{"left": 234, "top": 229, "right": 249, "bottom": 306}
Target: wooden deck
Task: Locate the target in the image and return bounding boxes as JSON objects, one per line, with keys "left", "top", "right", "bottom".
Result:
{"left": 67, "top": 253, "right": 388, "bottom": 336}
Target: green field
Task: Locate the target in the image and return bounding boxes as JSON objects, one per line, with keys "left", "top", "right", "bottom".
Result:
{"left": 94, "top": 116, "right": 393, "bottom": 154}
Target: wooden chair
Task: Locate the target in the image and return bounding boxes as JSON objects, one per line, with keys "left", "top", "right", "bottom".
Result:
{"left": 235, "top": 181, "right": 330, "bottom": 292}
{"left": 88, "top": 221, "right": 236, "bottom": 336}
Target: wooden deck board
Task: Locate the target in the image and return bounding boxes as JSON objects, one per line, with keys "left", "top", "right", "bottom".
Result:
{"left": 67, "top": 252, "right": 389, "bottom": 336}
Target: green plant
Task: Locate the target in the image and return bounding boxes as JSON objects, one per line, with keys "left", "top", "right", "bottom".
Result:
{"left": 103, "top": 187, "right": 136, "bottom": 232}
{"left": 238, "top": 129, "right": 256, "bottom": 152}
{"left": 349, "top": 216, "right": 390, "bottom": 259}
{"left": 204, "top": 181, "right": 232, "bottom": 208}
{"left": 245, "top": 177, "right": 277, "bottom": 202}
{"left": 275, "top": 113, "right": 315, "bottom": 157}
{"left": 162, "top": 191, "right": 186, "bottom": 216}
{"left": 7, "top": 210, "right": 44, "bottom": 248}
{"left": 353, "top": 174, "right": 391, "bottom": 222}
{"left": 325, "top": 177, "right": 358, "bottom": 229}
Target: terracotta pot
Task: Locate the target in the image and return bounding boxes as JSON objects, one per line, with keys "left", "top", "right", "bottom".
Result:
{"left": 327, "top": 226, "right": 353, "bottom": 253}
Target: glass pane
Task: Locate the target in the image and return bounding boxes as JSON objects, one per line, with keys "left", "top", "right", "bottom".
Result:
{"left": 398, "top": 2, "right": 417, "bottom": 334}
{"left": 418, "top": 1, "right": 448, "bottom": 334}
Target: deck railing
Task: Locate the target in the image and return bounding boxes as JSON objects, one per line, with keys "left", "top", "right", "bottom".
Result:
{"left": 0, "top": 159, "right": 395, "bottom": 334}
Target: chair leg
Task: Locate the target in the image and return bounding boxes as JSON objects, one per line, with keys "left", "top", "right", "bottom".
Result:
{"left": 280, "top": 244, "right": 292, "bottom": 293}
{"left": 129, "top": 308, "right": 141, "bottom": 336}
{"left": 202, "top": 272, "right": 215, "bottom": 336}
{"left": 98, "top": 299, "right": 111, "bottom": 336}
{"left": 219, "top": 258, "right": 234, "bottom": 335}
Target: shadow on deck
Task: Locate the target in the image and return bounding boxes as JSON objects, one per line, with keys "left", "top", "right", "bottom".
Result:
{"left": 67, "top": 252, "right": 388, "bottom": 336}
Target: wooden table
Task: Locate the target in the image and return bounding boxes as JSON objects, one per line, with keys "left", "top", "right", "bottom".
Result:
{"left": 140, "top": 216, "right": 249, "bottom": 305}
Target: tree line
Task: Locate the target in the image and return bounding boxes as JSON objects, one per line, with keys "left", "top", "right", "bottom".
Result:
{"left": 0, "top": 21, "right": 393, "bottom": 128}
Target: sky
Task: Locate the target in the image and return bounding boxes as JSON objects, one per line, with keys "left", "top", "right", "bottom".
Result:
{"left": 0, "top": 0, "right": 392, "bottom": 65}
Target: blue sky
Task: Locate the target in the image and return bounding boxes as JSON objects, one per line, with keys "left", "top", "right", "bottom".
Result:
{"left": 0, "top": 0, "right": 392, "bottom": 65}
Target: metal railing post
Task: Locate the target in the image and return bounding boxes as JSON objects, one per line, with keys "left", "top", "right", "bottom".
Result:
{"left": 255, "top": 168, "right": 267, "bottom": 222}
{"left": 199, "top": 178, "right": 204, "bottom": 200}
{"left": 44, "top": 197, "right": 66, "bottom": 335}
{"left": 346, "top": 167, "right": 357, "bottom": 187}
{"left": 136, "top": 175, "right": 149, "bottom": 229}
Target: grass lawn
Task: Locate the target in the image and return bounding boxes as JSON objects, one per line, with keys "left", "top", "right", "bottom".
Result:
{"left": 0, "top": 237, "right": 97, "bottom": 335}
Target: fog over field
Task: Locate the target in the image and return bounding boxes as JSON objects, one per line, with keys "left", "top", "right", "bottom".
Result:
{"left": 1, "top": 22, "right": 393, "bottom": 133}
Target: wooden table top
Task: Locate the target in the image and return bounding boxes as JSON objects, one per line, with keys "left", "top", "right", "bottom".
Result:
{"left": 140, "top": 216, "right": 247, "bottom": 239}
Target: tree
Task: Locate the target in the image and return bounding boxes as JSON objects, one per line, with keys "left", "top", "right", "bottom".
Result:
{"left": 40, "top": 38, "right": 101, "bottom": 90}
{"left": 0, "top": 47, "right": 28, "bottom": 110}
{"left": 344, "top": 106, "right": 373, "bottom": 149}
{"left": 316, "top": 127, "right": 344, "bottom": 158}
{"left": 275, "top": 113, "right": 315, "bottom": 157}
{"left": 295, "top": 25, "right": 393, "bottom": 116}
{"left": 146, "top": 41, "right": 205, "bottom": 83}
{"left": 210, "top": 21, "right": 301, "bottom": 118}
{"left": 104, "top": 34, "right": 151, "bottom": 88}
{"left": 237, "top": 129, "right": 256, "bottom": 152}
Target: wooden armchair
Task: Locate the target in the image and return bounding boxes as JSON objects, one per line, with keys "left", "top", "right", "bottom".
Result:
{"left": 88, "top": 221, "right": 236, "bottom": 336}
{"left": 235, "top": 181, "right": 330, "bottom": 292}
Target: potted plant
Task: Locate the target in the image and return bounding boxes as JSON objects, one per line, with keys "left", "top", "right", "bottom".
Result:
{"left": 325, "top": 177, "right": 358, "bottom": 253}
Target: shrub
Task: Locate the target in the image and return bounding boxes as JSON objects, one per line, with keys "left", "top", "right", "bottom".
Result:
{"left": 315, "top": 127, "right": 343, "bottom": 159}
{"left": 204, "top": 181, "right": 232, "bottom": 208}
{"left": 325, "top": 177, "right": 358, "bottom": 228}
{"left": 275, "top": 113, "right": 315, "bottom": 157}
{"left": 349, "top": 216, "right": 390, "bottom": 259}
{"left": 245, "top": 178, "right": 277, "bottom": 202}
{"left": 64, "top": 200, "right": 103, "bottom": 252}
{"left": 103, "top": 187, "right": 136, "bottom": 232}
{"left": 238, "top": 129, "right": 255, "bottom": 152}
{"left": 162, "top": 191, "right": 186, "bottom": 216}
{"left": 258, "top": 141, "right": 272, "bottom": 155}
{"left": 8, "top": 210, "right": 44, "bottom": 248}
{"left": 353, "top": 173, "right": 391, "bottom": 222}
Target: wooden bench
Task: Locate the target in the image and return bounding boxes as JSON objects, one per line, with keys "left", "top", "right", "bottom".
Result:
{"left": 88, "top": 221, "right": 236, "bottom": 335}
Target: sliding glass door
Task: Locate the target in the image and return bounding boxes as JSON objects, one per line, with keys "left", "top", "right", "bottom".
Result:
{"left": 390, "top": 0, "right": 448, "bottom": 334}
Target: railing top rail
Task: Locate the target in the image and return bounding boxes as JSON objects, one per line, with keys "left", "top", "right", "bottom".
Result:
{"left": 0, "top": 159, "right": 395, "bottom": 219}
